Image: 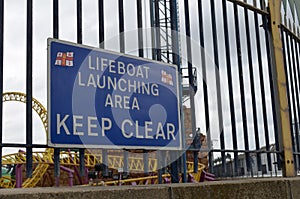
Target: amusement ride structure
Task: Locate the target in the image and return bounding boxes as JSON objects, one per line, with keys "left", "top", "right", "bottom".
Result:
{"left": 0, "top": 92, "right": 207, "bottom": 188}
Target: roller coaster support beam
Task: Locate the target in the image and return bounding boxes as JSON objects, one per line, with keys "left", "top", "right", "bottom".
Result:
{"left": 60, "top": 166, "right": 74, "bottom": 187}
{"left": 269, "top": 0, "right": 295, "bottom": 177}
{"left": 16, "top": 164, "right": 22, "bottom": 188}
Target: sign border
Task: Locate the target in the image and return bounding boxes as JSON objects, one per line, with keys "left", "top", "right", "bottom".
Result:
{"left": 47, "top": 38, "right": 182, "bottom": 150}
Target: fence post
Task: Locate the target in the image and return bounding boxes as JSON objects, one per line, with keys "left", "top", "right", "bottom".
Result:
{"left": 269, "top": 0, "right": 295, "bottom": 177}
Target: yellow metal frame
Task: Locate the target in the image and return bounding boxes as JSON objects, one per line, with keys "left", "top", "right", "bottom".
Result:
{"left": 269, "top": 0, "right": 295, "bottom": 177}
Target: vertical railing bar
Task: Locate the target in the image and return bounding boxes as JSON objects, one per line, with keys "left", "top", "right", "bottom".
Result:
{"left": 254, "top": 3, "right": 272, "bottom": 172}
{"left": 157, "top": 150, "right": 162, "bottom": 184}
{"left": 221, "top": 0, "right": 234, "bottom": 176}
{"left": 284, "top": 31, "right": 298, "bottom": 172}
{"left": 119, "top": 0, "right": 125, "bottom": 53}
{"left": 0, "top": 0, "right": 3, "bottom": 179}
{"left": 197, "top": 0, "right": 212, "bottom": 173}
{"left": 295, "top": 38, "right": 300, "bottom": 171}
{"left": 98, "top": 0, "right": 108, "bottom": 178}
{"left": 102, "top": 149, "right": 108, "bottom": 177}
{"left": 211, "top": 0, "right": 226, "bottom": 175}
{"left": 99, "top": 0, "right": 104, "bottom": 49}
{"left": 259, "top": 0, "right": 265, "bottom": 11}
{"left": 263, "top": 8, "right": 282, "bottom": 171}
{"left": 253, "top": 10, "right": 264, "bottom": 172}
{"left": 232, "top": 2, "right": 244, "bottom": 176}
{"left": 281, "top": 29, "right": 297, "bottom": 173}
{"left": 154, "top": 0, "right": 164, "bottom": 183}
{"left": 136, "top": 0, "right": 148, "bottom": 174}
{"left": 255, "top": 5, "right": 272, "bottom": 171}
{"left": 53, "top": 0, "right": 59, "bottom": 39}
{"left": 76, "top": 0, "right": 85, "bottom": 180}
{"left": 137, "top": 0, "right": 144, "bottom": 58}
{"left": 79, "top": 148, "right": 85, "bottom": 181}
{"left": 26, "top": 0, "right": 33, "bottom": 178}
{"left": 170, "top": 0, "right": 186, "bottom": 182}
{"left": 183, "top": 0, "right": 197, "bottom": 176}
{"left": 143, "top": 150, "right": 149, "bottom": 175}
{"left": 290, "top": 34, "right": 300, "bottom": 171}
{"left": 243, "top": 5, "right": 256, "bottom": 174}
{"left": 54, "top": 146, "right": 60, "bottom": 186}
{"left": 53, "top": 0, "right": 60, "bottom": 187}
{"left": 118, "top": 0, "right": 128, "bottom": 174}
{"left": 77, "top": 0, "right": 82, "bottom": 44}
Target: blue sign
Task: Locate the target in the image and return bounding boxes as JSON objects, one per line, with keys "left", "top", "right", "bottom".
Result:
{"left": 48, "top": 38, "right": 182, "bottom": 150}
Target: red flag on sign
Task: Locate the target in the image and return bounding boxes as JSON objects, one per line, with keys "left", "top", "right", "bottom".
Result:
{"left": 55, "top": 52, "right": 74, "bottom": 67}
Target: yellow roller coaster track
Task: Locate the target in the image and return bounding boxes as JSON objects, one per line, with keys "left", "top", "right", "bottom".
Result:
{"left": 0, "top": 92, "right": 205, "bottom": 188}
{"left": 1, "top": 92, "right": 52, "bottom": 188}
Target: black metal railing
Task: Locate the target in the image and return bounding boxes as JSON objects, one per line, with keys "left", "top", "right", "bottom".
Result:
{"left": 0, "top": 0, "right": 299, "bottom": 187}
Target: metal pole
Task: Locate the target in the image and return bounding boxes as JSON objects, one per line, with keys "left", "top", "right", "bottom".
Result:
{"left": 183, "top": 0, "right": 197, "bottom": 177}
{"left": 79, "top": 149, "right": 85, "bottom": 179}
{"left": 98, "top": 0, "right": 108, "bottom": 178}
{"left": 0, "top": 0, "right": 4, "bottom": 179}
{"left": 137, "top": 0, "right": 144, "bottom": 58}
{"left": 293, "top": 32, "right": 300, "bottom": 171}
{"left": 157, "top": 150, "right": 162, "bottom": 184}
{"left": 136, "top": 1, "right": 148, "bottom": 174}
{"left": 256, "top": 4, "right": 273, "bottom": 173}
{"left": 102, "top": 149, "right": 108, "bottom": 177}
{"left": 282, "top": 29, "right": 297, "bottom": 173}
{"left": 53, "top": 0, "right": 60, "bottom": 186}
{"left": 143, "top": 150, "right": 149, "bottom": 175}
{"left": 233, "top": 2, "right": 245, "bottom": 176}
{"left": 26, "top": 0, "right": 33, "bottom": 178}
{"left": 53, "top": 0, "right": 59, "bottom": 39}
{"left": 221, "top": 0, "right": 235, "bottom": 176}
{"left": 288, "top": 33, "right": 300, "bottom": 171}
{"left": 54, "top": 148, "right": 60, "bottom": 186}
{"left": 77, "top": 0, "right": 82, "bottom": 44}
{"left": 211, "top": 0, "right": 226, "bottom": 175}
{"left": 170, "top": 0, "right": 185, "bottom": 182}
{"left": 119, "top": 0, "right": 125, "bottom": 53}
{"left": 197, "top": 0, "right": 212, "bottom": 173}
{"left": 243, "top": 3, "right": 256, "bottom": 174}
{"left": 269, "top": 0, "right": 295, "bottom": 177}
{"left": 99, "top": 0, "right": 104, "bottom": 49}
{"left": 123, "top": 150, "right": 129, "bottom": 173}
{"left": 76, "top": 0, "right": 85, "bottom": 180}
{"left": 253, "top": 7, "right": 264, "bottom": 172}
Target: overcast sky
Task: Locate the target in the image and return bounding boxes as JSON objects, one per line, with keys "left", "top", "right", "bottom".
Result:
{"left": 1, "top": 0, "right": 299, "bottom": 155}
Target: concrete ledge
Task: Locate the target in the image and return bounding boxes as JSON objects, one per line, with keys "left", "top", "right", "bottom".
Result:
{"left": 170, "top": 179, "right": 290, "bottom": 199}
{"left": 0, "top": 186, "right": 170, "bottom": 199}
{"left": 0, "top": 178, "right": 300, "bottom": 199}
